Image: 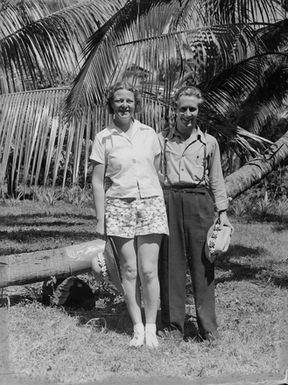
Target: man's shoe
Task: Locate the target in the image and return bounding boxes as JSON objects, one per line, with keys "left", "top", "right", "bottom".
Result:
{"left": 157, "top": 327, "right": 183, "bottom": 341}
{"left": 199, "top": 330, "right": 220, "bottom": 342}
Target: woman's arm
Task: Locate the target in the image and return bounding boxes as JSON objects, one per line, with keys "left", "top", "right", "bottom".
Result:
{"left": 91, "top": 161, "right": 106, "bottom": 236}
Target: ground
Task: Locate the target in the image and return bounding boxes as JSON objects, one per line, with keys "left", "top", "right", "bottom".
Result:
{"left": 0, "top": 199, "right": 288, "bottom": 384}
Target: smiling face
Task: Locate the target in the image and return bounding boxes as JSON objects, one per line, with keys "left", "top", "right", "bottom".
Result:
{"left": 111, "top": 89, "right": 136, "bottom": 129}
{"left": 176, "top": 94, "right": 201, "bottom": 134}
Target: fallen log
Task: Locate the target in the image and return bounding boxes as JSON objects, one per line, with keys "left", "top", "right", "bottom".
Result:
{"left": 0, "top": 239, "right": 123, "bottom": 294}
{"left": 225, "top": 130, "right": 288, "bottom": 198}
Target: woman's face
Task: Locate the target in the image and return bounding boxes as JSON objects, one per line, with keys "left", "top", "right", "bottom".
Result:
{"left": 111, "top": 89, "right": 136, "bottom": 126}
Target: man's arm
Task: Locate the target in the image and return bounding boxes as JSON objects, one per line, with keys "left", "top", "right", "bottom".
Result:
{"left": 208, "top": 139, "right": 233, "bottom": 229}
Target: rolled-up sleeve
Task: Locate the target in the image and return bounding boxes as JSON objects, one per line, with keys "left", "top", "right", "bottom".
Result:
{"left": 208, "top": 139, "right": 229, "bottom": 212}
{"left": 90, "top": 135, "right": 105, "bottom": 164}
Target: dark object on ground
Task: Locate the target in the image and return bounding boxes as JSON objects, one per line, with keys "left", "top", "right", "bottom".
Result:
{"left": 42, "top": 276, "right": 95, "bottom": 309}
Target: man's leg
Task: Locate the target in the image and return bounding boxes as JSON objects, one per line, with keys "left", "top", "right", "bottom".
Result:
{"left": 184, "top": 191, "right": 218, "bottom": 339}
{"left": 159, "top": 190, "right": 186, "bottom": 334}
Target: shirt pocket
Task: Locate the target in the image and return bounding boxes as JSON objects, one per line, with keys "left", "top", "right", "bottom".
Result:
{"left": 194, "top": 147, "right": 205, "bottom": 166}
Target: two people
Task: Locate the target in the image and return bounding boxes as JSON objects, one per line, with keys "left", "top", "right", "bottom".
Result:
{"left": 90, "top": 81, "right": 232, "bottom": 347}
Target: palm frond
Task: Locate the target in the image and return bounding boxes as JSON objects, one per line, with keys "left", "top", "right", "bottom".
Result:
{"left": 0, "top": 0, "right": 50, "bottom": 38}
{"left": 237, "top": 61, "right": 288, "bottom": 134}
{"left": 0, "top": 0, "right": 126, "bottom": 93}
{"left": 65, "top": 0, "right": 184, "bottom": 115}
{"left": 201, "top": 0, "right": 283, "bottom": 24}
{"left": 0, "top": 87, "right": 172, "bottom": 188}
{"left": 116, "top": 23, "right": 263, "bottom": 93}
{"left": 65, "top": 0, "right": 282, "bottom": 116}
{"left": 0, "top": 88, "right": 68, "bottom": 188}
{"left": 197, "top": 52, "right": 288, "bottom": 119}
{"left": 255, "top": 19, "right": 288, "bottom": 52}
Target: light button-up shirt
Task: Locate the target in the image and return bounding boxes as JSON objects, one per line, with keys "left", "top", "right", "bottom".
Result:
{"left": 90, "top": 119, "right": 163, "bottom": 198}
{"left": 158, "top": 127, "right": 228, "bottom": 212}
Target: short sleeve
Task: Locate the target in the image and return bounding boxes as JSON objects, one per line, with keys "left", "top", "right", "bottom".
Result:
{"left": 90, "top": 134, "right": 105, "bottom": 164}
{"left": 152, "top": 130, "right": 161, "bottom": 156}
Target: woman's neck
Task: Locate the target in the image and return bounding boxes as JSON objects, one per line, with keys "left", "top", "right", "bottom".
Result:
{"left": 113, "top": 117, "right": 132, "bottom": 132}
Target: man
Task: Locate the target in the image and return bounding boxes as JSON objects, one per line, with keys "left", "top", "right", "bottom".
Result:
{"left": 158, "top": 86, "right": 232, "bottom": 341}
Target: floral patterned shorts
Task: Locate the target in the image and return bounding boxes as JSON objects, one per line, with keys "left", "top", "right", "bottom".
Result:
{"left": 105, "top": 196, "right": 169, "bottom": 238}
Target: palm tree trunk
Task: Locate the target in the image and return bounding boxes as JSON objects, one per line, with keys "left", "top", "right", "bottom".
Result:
{"left": 0, "top": 239, "right": 123, "bottom": 294}
{"left": 225, "top": 130, "right": 288, "bottom": 199}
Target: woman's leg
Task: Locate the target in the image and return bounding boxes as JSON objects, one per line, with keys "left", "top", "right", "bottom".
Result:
{"left": 112, "top": 236, "right": 144, "bottom": 346}
{"left": 137, "top": 234, "right": 162, "bottom": 347}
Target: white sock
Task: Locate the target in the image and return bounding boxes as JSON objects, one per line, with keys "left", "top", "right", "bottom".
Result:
{"left": 129, "top": 323, "right": 144, "bottom": 347}
{"left": 145, "top": 323, "right": 159, "bottom": 348}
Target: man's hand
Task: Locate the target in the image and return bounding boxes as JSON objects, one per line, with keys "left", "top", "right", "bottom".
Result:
{"left": 218, "top": 210, "right": 234, "bottom": 232}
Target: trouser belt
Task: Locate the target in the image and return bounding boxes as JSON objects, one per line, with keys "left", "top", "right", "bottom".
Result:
{"left": 163, "top": 184, "right": 207, "bottom": 193}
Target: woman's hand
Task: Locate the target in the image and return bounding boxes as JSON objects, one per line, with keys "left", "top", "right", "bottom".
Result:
{"left": 92, "top": 161, "right": 106, "bottom": 239}
{"left": 95, "top": 219, "right": 106, "bottom": 239}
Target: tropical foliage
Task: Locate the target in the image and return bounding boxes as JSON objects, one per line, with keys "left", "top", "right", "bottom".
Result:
{"left": 1, "top": 0, "right": 288, "bottom": 194}
{"left": 0, "top": 0, "right": 126, "bottom": 193}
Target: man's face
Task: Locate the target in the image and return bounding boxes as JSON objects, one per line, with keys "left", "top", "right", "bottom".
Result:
{"left": 176, "top": 95, "right": 201, "bottom": 132}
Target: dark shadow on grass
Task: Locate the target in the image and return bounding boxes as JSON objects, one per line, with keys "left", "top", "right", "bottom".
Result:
{"left": 66, "top": 305, "right": 199, "bottom": 340}
{"left": 64, "top": 301, "right": 134, "bottom": 335}
{"left": 0, "top": 229, "right": 96, "bottom": 243}
{"left": 0, "top": 220, "right": 93, "bottom": 228}
{"left": 271, "top": 223, "right": 288, "bottom": 232}
{"left": 215, "top": 244, "right": 288, "bottom": 288}
{"left": 222, "top": 244, "right": 266, "bottom": 258}
{"left": 0, "top": 213, "right": 96, "bottom": 222}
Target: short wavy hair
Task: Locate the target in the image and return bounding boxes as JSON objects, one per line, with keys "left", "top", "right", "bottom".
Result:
{"left": 172, "top": 85, "right": 204, "bottom": 109}
{"left": 106, "top": 81, "right": 142, "bottom": 114}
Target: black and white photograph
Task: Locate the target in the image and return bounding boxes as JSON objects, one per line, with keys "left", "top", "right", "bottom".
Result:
{"left": 0, "top": 1, "right": 288, "bottom": 385}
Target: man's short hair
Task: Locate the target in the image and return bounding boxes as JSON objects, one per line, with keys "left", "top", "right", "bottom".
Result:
{"left": 173, "top": 86, "right": 204, "bottom": 108}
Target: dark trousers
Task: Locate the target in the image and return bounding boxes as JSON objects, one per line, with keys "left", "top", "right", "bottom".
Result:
{"left": 159, "top": 187, "right": 217, "bottom": 336}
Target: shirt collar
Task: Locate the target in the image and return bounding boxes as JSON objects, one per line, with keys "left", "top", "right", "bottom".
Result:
{"left": 110, "top": 118, "right": 140, "bottom": 139}
{"left": 168, "top": 125, "right": 206, "bottom": 144}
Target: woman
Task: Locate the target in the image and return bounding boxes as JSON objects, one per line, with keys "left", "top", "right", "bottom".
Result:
{"left": 90, "top": 81, "right": 168, "bottom": 348}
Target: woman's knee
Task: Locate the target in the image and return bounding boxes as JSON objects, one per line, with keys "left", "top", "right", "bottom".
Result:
{"left": 121, "top": 264, "right": 138, "bottom": 281}
{"left": 140, "top": 266, "right": 158, "bottom": 283}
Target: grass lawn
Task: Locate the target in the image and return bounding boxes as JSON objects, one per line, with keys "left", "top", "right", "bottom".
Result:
{"left": 1, "top": 199, "right": 288, "bottom": 383}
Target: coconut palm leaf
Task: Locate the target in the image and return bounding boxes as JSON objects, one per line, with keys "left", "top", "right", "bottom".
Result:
{"left": 0, "top": 0, "right": 50, "bottom": 38}
{"left": 1, "top": 0, "right": 287, "bottom": 190}
{"left": 237, "top": 60, "right": 288, "bottom": 134}
{"left": 113, "top": 23, "right": 266, "bottom": 98}
{"left": 65, "top": 0, "right": 282, "bottom": 115}
{"left": 2, "top": 49, "right": 286, "bottom": 190}
{"left": 0, "top": 0, "right": 126, "bottom": 93}
{"left": 201, "top": 0, "right": 284, "bottom": 24}
{"left": 0, "top": 87, "right": 169, "bottom": 188}
{"left": 256, "top": 19, "right": 288, "bottom": 52}
{"left": 0, "top": 88, "right": 68, "bottom": 189}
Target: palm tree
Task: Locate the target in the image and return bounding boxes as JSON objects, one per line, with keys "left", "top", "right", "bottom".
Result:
{"left": 64, "top": 0, "right": 288, "bottom": 191}
{"left": 1, "top": 0, "right": 288, "bottom": 195}
{"left": 0, "top": 0, "right": 126, "bottom": 193}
